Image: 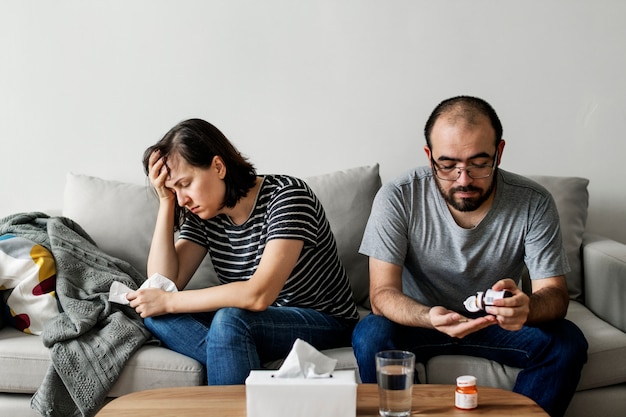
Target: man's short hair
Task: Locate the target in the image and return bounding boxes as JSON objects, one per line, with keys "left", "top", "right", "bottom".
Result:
{"left": 424, "top": 96, "right": 503, "bottom": 148}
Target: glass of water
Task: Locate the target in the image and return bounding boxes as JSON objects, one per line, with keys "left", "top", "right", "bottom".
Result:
{"left": 375, "top": 350, "right": 415, "bottom": 417}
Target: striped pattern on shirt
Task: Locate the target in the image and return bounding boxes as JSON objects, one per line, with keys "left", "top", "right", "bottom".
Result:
{"left": 179, "top": 174, "right": 359, "bottom": 321}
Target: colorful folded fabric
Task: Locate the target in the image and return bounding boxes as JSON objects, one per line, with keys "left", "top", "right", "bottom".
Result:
{"left": 0, "top": 234, "right": 58, "bottom": 335}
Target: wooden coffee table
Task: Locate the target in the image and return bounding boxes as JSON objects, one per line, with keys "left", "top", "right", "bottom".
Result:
{"left": 96, "top": 383, "right": 548, "bottom": 416}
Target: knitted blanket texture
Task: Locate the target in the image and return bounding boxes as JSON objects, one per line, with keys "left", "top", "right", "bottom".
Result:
{"left": 0, "top": 212, "right": 151, "bottom": 417}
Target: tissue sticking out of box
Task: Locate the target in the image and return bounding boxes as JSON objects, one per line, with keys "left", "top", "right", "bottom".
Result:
{"left": 108, "top": 273, "right": 178, "bottom": 305}
{"left": 272, "top": 338, "right": 338, "bottom": 379}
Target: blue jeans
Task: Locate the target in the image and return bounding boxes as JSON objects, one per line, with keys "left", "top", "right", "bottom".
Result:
{"left": 352, "top": 314, "right": 587, "bottom": 417}
{"left": 145, "top": 306, "right": 355, "bottom": 385}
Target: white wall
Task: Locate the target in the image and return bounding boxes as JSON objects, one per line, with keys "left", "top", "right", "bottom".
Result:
{"left": 2, "top": 0, "right": 625, "bottom": 243}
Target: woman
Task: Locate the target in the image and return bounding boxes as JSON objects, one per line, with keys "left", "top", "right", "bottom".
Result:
{"left": 127, "top": 118, "right": 358, "bottom": 385}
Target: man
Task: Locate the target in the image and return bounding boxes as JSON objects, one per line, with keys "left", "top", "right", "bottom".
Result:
{"left": 352, "top": 96, "right": 588, "bottom": 417}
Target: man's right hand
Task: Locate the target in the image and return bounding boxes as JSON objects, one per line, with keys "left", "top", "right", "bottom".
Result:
{"left": 429, "top": 306, "right": 497, "bottom": 338}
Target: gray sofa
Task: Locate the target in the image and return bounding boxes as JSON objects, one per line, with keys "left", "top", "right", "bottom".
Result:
{"left": 1, "top": 165, "right": 625, "bottom": 417}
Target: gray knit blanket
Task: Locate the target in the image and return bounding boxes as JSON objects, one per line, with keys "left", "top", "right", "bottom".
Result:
{"left": 0, "top": 212, "right": 152, "bottom": 417}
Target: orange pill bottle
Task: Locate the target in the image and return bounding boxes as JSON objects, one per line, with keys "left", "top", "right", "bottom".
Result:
{"left": 455, "top": 375, "right": 478, "bottom": 410}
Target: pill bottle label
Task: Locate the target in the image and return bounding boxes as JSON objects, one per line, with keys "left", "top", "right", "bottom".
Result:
{"left": 455, "top": 391, "right": 478, "bottom": 409}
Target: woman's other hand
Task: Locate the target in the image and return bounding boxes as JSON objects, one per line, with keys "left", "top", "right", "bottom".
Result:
{"left": 127, "top": 288, "right": 173, "bottom": 318}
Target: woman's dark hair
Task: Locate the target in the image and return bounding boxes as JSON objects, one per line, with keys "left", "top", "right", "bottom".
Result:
{"left": 142, "top": 118, "right": 257, "bottom": 230}
{"left": 424, "top": 96, "right": 503, "bottom": 150}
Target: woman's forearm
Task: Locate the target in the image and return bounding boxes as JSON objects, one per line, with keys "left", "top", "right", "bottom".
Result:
{"left": 147, "top": 200, "right": 180, "bottom": 281}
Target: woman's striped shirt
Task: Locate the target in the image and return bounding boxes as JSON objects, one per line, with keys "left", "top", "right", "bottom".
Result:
{"left": 178, "top": 174, "right": 359, "bottom": 321}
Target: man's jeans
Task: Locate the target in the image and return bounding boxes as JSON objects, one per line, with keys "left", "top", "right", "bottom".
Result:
{"left": 145, "top": 306, "right": 355, "bottom": 385}
{"left": 352, "top": 314, "right": 587, "bottom": 417}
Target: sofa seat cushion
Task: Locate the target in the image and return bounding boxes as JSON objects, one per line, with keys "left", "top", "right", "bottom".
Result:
{"left": 108, "top": 344, "right": 204, "bottom": 397}
{"left": 0, "top": 328, "right": 49, "bottom": 393}
{"left": 422, "top": 301, "right": 626, "bottom": 393}
{"left": 312, "top": 347, "right": 358, "bottom": 371}
{"left": 0, "top": 393, "right": 40, "bottom": 417}
{"left": 0, "top": 328, "right": 204, "bottom": 397}
{"left": 566, "top": 301, "right": 626, "bottom": 390}
{"left": 423, "top": 355, "right": 520, "bottom": 390}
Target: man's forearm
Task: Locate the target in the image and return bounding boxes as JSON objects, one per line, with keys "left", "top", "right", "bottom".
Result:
{"left": 526, "top": 286, "right": 569, "bottom": 325}
{"left": 371, "top": 289, "right": 433, "bottom": 328}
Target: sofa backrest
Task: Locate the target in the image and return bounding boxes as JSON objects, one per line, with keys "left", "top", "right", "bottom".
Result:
{"left": 62, "top": 169, "right": 588, "bottom": 309}
{"left": 187, "top": 164, "right": 381, "bottom": 308}
{"left": 62, "top": 165, "right": 381, "bottom": 308}
{"left": 304, "top": 165, "right": 381, "bottom": 307}
{"left": 63, "top": 173, "right": 159, "bottom": 280}
{"left": 526, "top": 175, "right": 589, "bottom": 301}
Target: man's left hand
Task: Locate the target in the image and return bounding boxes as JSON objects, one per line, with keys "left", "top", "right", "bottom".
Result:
{"left": 485, "top": 278, "right": 529, "bottom": 331}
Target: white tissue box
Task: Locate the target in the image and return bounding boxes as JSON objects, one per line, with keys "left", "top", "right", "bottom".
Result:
{"left": 245, "top": 370, "right": 357, "bottom": 417}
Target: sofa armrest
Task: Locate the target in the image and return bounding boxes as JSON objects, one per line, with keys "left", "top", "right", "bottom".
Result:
{"left": 582, "top": 233, "right": 626, "bottom": 332}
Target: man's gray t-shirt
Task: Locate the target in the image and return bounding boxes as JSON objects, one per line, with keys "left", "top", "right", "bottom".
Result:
{"left": 359, "top": 167, "right": 570, "bottom": 314}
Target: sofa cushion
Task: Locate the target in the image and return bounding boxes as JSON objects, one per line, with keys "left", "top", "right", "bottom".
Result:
{"left": 63, "top": 166, "right": 381, "bottom": 307}
{"left": 108, "top": 344, "right": 204, "bottom": 397}
{"left": 304, "top": 165, "right": 381, "bottom": 307}
{"left": 0, "top": 327, "right": 50, "bottom": 393}
{"left": 63, "top": 173, "right": 219, "bottom": 288}
{"left": 565, "top": 301, "right": 626, "bottom": 390}
{"left": 189, "top": 165, "right": 382, "bottom": 303}
{"left": 0, "top": 327, "right": 203, "bottom": 396}
{"left": 527, "top": 176, "right": 589, "bottom": 301}
{"left": 424, "top": 355, "right": 520, "bottom": 390}
{"left": 63, "top": 173, "right": 158, "bottom": 279}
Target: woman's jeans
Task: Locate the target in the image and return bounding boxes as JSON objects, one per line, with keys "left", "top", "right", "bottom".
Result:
{"left": 145, "top": 306, "right": 355, "bottom": 385}
{"left": 352, "top": 314, "right": 588, "bottom": 417}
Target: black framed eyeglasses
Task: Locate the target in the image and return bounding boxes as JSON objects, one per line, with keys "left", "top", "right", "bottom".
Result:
{"left": 431, "top": 151, "right": 498, "bottom": 181}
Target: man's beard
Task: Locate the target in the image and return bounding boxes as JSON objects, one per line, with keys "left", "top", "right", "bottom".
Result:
{"left": 435, "top": 173, "right": 497, "bottom": 212}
